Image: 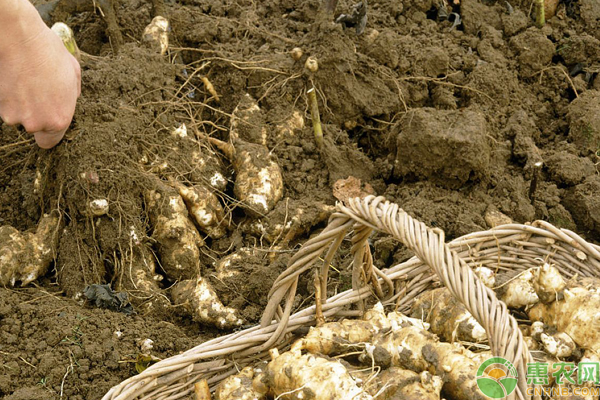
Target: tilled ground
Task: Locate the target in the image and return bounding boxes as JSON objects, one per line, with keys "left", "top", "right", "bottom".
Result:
{"left": 1, "top": 0, "right": 599, "bottom": 397}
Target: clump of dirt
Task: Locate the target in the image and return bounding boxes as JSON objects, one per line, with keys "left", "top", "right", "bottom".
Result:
{"left": 1, "top": 0, "right": 600, "bottom": 397}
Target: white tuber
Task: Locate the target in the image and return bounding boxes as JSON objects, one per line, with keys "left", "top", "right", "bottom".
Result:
{"left": 500, "top": 269, "right": 539, "bottom": 308}
{"left": 142, "top": 16, "right": 169, "bottom": 55}
{"left": 533, "top": 263, "right": 566, "bottom": 303}
{"left": 171, "top": 276, "right": 244, "bottom": 329}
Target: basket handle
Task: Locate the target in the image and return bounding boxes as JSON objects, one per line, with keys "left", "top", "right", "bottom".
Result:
{"left": 262, "top": 195, "right": 532, "bottom": 400}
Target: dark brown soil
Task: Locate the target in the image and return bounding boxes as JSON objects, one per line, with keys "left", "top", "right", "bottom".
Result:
{"left": 1, "top": 0, "right": 599, "bottom": 397}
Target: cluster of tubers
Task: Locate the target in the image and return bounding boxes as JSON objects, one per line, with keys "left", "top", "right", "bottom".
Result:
{"left": 207, "top": 262, "right": 600, "bottom": 399}
{"left": 1, "top": 11, "right": 311, "bottom": 331}
{"left": 0, "top": 89, "right": 288, "bottom": 330}
{"left": 211, "top": 303, "right": 489, "bottom": 400}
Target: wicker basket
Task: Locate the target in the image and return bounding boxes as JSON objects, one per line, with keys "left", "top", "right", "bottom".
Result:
{"left": 102, "top": 195, "right": 600, "bottom": 400}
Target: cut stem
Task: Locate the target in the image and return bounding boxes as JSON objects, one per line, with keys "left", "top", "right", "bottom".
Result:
{"left": 307, "top": 87, "right": 323, "bottom": 149}
{"left": 194, "top": 380, "right": 211, "bottom": 400}
{"left": 535, "top": 0, "right": 545, "bottom": 27}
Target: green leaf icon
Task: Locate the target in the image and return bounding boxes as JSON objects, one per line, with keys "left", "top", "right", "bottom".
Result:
{"left": 477, "top": 377, "right": 506, "bottom": 398}
{"left": 499, "top": 377, "right": 518, "bottom": 396}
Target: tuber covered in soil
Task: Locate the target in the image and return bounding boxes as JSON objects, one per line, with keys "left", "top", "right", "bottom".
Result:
{"left": 355, "top": 368, "right": 444, "bottom": 400}
{"left": 145, "top": 182, "right": 204, "bottom": 281}
{"left": 528, "top": 277, "right": 600, "bottom": 353}
{"left": 171, "top": 276, "right": 244, "bottom": 329}
{"left": 0, "top": 211, "right": 60, "bottom": 286}
{"left": 207, "top": 94, "right": 283, "bottom": 216}
{"left": 174, "top": 181, "right": 226, "bottom": 239}
{"left": 368, "top": 326, "right": 489, "bottom": 400}
{"left": 411, "top": 287, "right": 487, "bottom": 343}
{"left": 213, "top": 363, "right": 269, "bottom": 400}
{"left": 266, "top": 346, "right": 372, "bottom": 400}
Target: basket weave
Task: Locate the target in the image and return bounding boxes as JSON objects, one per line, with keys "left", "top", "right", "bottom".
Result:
{"left": 102, "top": 195, "right": 600, "bottom": 400}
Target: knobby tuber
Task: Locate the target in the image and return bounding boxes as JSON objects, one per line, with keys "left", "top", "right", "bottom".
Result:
{"left": 171, "top": 276, "right": 244, "bottom": 329}
{"left": 297, "top": 302, "right": 426, "bottom": 356}
{"left": 528, "top": 279, "right": 600, "bottom": 353}
{"left": 213, "top": 363, "right": 269, "bottom": 400}
{"left": 0, "top": 211, "right": 60, "bottom": 286}
{"left": 354, "top": 368, "right": 443, "bottom": 400}
{"left": 145, "top": 182, "right": 204, "bottom": 281}
{"left": 274, "top": 110, "right": 304, "bottom": 139}
{"left": 174, "top": 182, "right": 226, "bottom": 239}
{"left": 499, "top": 268, "right": 539, "bottom": 308}
{"left": 142, "top": 16, "right": 169, "bottom": 55}
{"left": 494, "top": 263, "right": 600, "bottom": 353}
{"left": 266, "top": 347, "right": 372, "bottom": 400}
{"left": 114, "top": 225, "right": 168, "bottom": 315}
{"left": 207, "top": 94, "right": 283, "bottom": 216}
{"left": 532, "top": 263, "right": 566, "bottom": 304}
{"left": 368, "top": 326, "right": 488, "bottom": 400}
{"left": 411, "top": 287, "right": 487, "bottom": 343}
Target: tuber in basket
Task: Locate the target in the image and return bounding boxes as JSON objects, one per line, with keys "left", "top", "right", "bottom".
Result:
{"left": 103, "top": 195, "right": 600, "bottom": 400}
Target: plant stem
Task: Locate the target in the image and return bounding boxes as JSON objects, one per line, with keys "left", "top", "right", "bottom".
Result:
{"left": 535, "top": 0, "right": 545, "bottom": 27}
{"left": 307, "top": 87, "right": 323, "bottom": 149}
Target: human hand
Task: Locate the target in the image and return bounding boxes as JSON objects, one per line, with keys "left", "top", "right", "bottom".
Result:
{"left": 0, "top": 19, "right": 81, "bottom": 149}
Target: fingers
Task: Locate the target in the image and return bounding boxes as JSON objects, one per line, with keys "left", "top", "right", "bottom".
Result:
{"left": 33, "top": 129, "right": 66, "bottom": 149}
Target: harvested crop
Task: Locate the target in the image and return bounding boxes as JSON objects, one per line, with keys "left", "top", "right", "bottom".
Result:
{"left": 0, "top": 211, "right": 60, "bottom": 286}
{"left": 142, "top": 16, "right": 169, "bottom": 55}
{"left": 230, "top": 93, "right": 267, "bottom": 145}
{"left": 540, "top": 331, "right": 576, "bottom": 358}
{"left": 114, "top": 225, "right": 168, "bottom": 315}
{"left": 214, "top": 363, "right": 268, "bottom": 400}
{"left": 266, "top": 347, "right": 372, "bottom": 400}
{"left": 274, "top": 110, "right": 304, "bottom": 139}
{"left": 171, "top": 276, "right": 244, "bottom": 329}
{"left": 174, "top": 181, "right": 226, "bottom": 239}
{"left": 474, "top": 266, "right": 496, "bottom": 288}
{"left": 411, "top": 287, "right": 487, "bottom": 343}
{"left": 304, "top": 56, "right": 319, "bottom": 73}
{"left": 533, "top": 263, "right": 566, "bottom": 303}
{"left": 498, "top": 269, "right": 539, "bottom": 308}
{"left": 207, "top": 95, "right": 283, "bottom": 216}
{"left": 369, "top": 326, "right": 488, "bottom": 400}
{"left": 88, "top": 198, "right": 109, "bottom": 216}
{"left": 145, "top": 182, "right": 204, "bottom": 280}
{"left": 290, "top": 47, "right": 303, "bottom": 61}
{"left": 297, "top": 303, "right": 428, "bottom": 357}
{"left": 356, "top": 368, "right": 443, "bottom": 400}
{"left": 194, "top": 379, "right": 211, "bottom": 400}
{"left": 528, "top": 279, "right": 600, "bottom": 352}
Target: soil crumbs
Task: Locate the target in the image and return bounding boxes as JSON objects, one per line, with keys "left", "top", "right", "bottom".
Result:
{"left": 1, "top": 0, "right": 600, "bottom": 398}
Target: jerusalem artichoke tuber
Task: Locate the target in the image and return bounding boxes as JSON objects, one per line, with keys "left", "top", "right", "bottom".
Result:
{"left": 0, "top": 211, "right": 60, "bottom": 286}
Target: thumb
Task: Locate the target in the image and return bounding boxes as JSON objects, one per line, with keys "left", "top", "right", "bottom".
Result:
{"left": 33, "top": 129, "right": 66, "bottom": 149}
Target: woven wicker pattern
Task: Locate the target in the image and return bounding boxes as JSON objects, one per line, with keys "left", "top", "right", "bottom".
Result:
{"left": 103, "top": 195, "right": 600, "bottom": 400}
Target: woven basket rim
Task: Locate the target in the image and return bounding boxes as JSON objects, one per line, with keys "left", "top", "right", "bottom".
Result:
{"left": 103, "top": 196, "right": 600, "bottom": 400}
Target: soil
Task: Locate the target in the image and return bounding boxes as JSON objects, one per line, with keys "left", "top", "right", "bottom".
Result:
{"left": 1, "top": 0, "right": 599, "bottom": 398}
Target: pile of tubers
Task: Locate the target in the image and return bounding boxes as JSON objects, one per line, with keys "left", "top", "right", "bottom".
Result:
{"left": 0, "top": 92, "right": 287, "bottom": 330}
{"left": 212, "top": 302, "right": 488, "bottom": 400}
{"left": 207, "top": 262, "right": 600, "bottom": 400}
